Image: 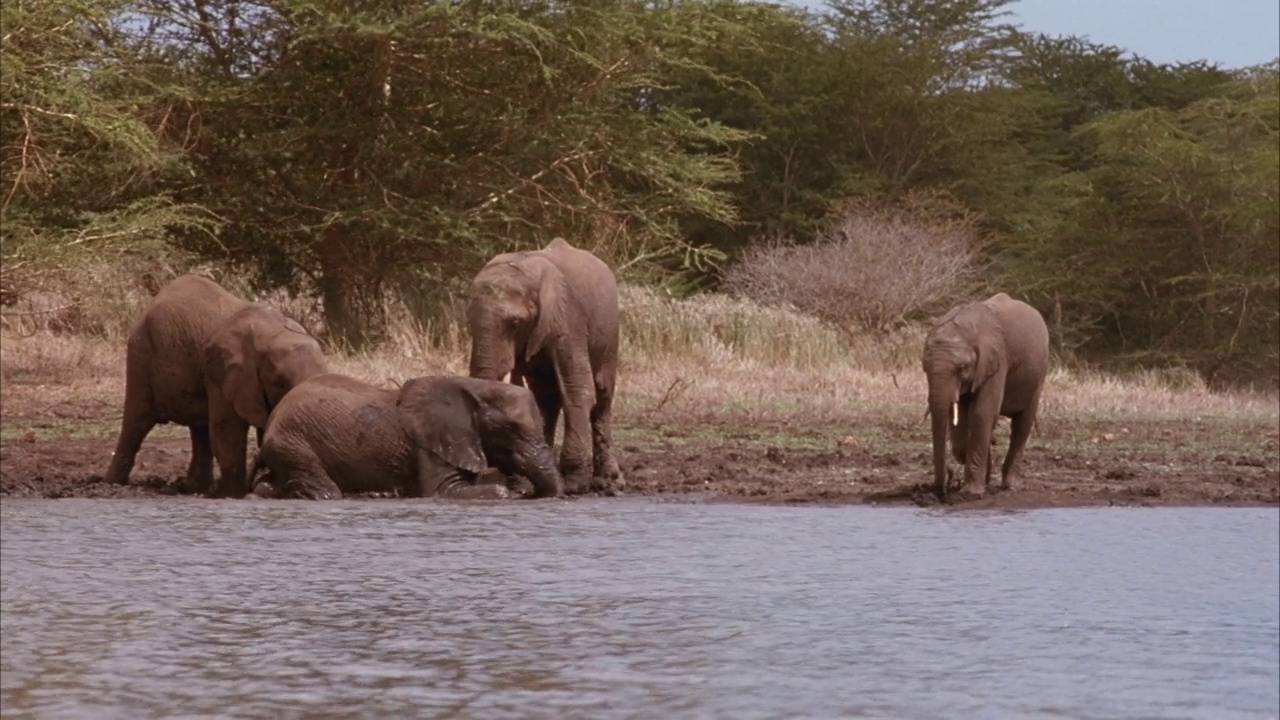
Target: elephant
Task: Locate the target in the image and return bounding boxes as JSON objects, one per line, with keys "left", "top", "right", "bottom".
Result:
{"left": 921, "top": 292, "right": 1050, "bottom": 502}
{"left": 104, "top": 275, "right": 327, "bottom": 497}
{"left": 247, "top": 373, "right": 563, "bottom": 500}
{"left": 466, "top": 237, "right": 623, "bottom": 495}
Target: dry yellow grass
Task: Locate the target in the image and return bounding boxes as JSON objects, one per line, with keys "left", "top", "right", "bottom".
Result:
{"left": 2, "top": 283, "right": 1275, "bottom": 440}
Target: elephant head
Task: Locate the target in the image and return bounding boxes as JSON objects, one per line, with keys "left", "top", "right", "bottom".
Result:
{"left": 466, "top": 255, "right": 570, "bottom": 381}
{"left": 205, "top": 305, "right": 328, "bottom": 430}
{"left": 921, "top": 302, "right": 1006, "bottom": 499}
{"left": 396, "top": 376, "right": 563, "bottom": 498}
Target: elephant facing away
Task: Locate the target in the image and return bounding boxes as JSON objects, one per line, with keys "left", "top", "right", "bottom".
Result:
{"left": 921, "top": 292, "right": 1050, "bottom": 502}
{"left": 466, "top": 237, "right": 623, "bottom": 496}
{"left": 104, "top": 275, "right": 327, "bottom": 497}
{"left": 249, "top": 374, "right": 563, "bottom": 500}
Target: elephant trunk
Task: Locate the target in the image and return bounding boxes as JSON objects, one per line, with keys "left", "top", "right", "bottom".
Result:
{"left": 468, "top": 322, "right": 516, "bottom": 382}
{"left": 929, "top": 399, "right": 952, "bottom": 500}
{"left": 513, "top": 438, "right": 563, "bottom": 498}
{"left": 926, "top": 373, "right": 959, "bottom": 501}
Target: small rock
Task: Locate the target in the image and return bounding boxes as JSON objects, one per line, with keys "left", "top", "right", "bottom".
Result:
{"left": 837, "top": 435, "right": 860, "bottom": 448}
{"left": 19, "top": 430, "right": 36, "bottom": 444}
{"left": 1102, "top": 433, "right": 1115, "bottom": 442}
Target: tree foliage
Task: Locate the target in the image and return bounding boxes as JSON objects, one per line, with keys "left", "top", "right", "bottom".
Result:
{"left": 3, "top": 0, "right": 1276, "bottom": 380}
{"left": 0, "top": 0, "right": 217, "bottom": 300}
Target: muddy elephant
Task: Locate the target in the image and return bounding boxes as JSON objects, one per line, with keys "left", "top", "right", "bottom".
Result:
{"left": 922, "top": 292, "right": 1050, "bottom": 502}
{"left": 248, "top": 373, "right": 563, "bottom": 500}
{"left": 466, "top": 237, "right": 623, "bottom": 495}
{"left": 104, "top": 275, "right": 327, "bottom": 497}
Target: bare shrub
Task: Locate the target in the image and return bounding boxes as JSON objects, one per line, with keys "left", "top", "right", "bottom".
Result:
{"left": 722, "top": 193, "right": 987, "bottom": 334}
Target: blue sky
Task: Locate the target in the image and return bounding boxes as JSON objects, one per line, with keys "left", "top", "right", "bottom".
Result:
{"left": 794, "top": 0, "right": 1280, "bottom": 69}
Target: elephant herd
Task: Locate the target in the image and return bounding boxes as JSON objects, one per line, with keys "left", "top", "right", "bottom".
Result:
{"left": 104, "top": 238, "right": 1051, "bottom": 504}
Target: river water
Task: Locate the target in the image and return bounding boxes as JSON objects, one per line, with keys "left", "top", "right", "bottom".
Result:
{"left": 1, "top": 499, "right": 1276, "bottom": 719}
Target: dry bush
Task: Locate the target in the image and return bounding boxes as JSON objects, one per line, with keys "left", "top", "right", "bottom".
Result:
{"left": 722, "top": 194, "right": 986, "bottom": 334}
{"left": 0, "top": 331, "right": 122, "bottom": 386}
{"left": 0, "top": 258, "right": 190, "bottom": 340}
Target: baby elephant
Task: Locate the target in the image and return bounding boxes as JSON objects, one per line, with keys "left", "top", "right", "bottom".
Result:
{"left": 249, "top": 373, "right": 563, "bottom": 500}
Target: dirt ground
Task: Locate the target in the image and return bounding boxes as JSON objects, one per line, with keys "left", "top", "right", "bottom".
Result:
{"left": 2, "top": 382, "right": 1276, "bottom": 509}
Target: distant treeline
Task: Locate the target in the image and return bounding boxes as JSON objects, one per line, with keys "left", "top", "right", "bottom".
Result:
{"left": 2, "top": 0, "right": 1276, "bottom": 382}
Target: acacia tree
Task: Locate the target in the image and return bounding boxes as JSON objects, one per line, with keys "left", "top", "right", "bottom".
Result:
{"left": 124, "top": 0, "right": 755, "bottom": 347}
{"left": 661, "top": 0, "right": 1029, "bottom": 257}
{"left": 0, "top": 0, "right": 215, "bottom": 303}
{"left": 1002, "top": 62, "right": 1279, "bottom": 381}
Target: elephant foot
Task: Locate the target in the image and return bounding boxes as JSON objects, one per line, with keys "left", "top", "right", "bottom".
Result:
{"left": 594, "top": 458, "right": 625, "bottom": 492}
{"left": 563, "top": 471, "right": 605, "bottom": 496}
{"left": 505, "top": 475, "right": 536, "bottom": 498}
{"left": 563, "top": 475, "right": 624, "bottom": 497}
{"left": 595, "top": 473, "right": 624, "bottom": 496}
{"left": 250, "top": 480, "right": 281, "bottom": 499}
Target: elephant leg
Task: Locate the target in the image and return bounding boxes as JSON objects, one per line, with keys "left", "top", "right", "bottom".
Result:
{"left": 552, "top": 351, "right": 596, "bottom": 494}
{"left": 104, "top": 397, "right": 157, "bottom": 486}
{"left": 209, "top": 409, "right": 250, "bottom": 498}
{"left": 590, "top": 362, "right": 623, "bottom": 489}
{"left": 186, "top": 426, "right": 215, "bottom": 495}
{"left": 439, "top": 481, "right": 513, "bottom": 500}
{"left": 1001, "top": 408, "right": 1036, "bottom": 491}
{"left": 983, "top": 417, "right": 1001, "bottom": 491}
{"left": 525, "top": 371, "right": 562, "bottom": 448}
{"left": 283, "top": 466, "right": 343, "bottom": 500}
{"left": 964, "top": 391, "right": 1002, "bottom": 493}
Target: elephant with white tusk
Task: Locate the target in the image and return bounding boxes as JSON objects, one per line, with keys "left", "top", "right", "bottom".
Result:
{"left": 465, "top": 237, "right": 624, "bottom": 496}
{"left": 921, "top": 292, "right": 1050, "bottom": 502}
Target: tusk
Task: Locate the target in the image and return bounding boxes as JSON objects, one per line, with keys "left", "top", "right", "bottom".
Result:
{"left": 951, "top": 402, "right": 959, "bottom": 428}
{"left": 501, "top": 372, "right": 511, "bottom": 384}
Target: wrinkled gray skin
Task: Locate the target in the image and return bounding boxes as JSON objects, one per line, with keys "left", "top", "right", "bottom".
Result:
{"left": 466, "top": 237, "right": 623, "bottom": 496}
{"left": 249, "top": 374, "right": 563, "bottom": 500}
{"left": 922, "top": 292, "right": 1050, "bottom": 502}
{"left": 104, "top": 275, "right": 327, "bottom": 497}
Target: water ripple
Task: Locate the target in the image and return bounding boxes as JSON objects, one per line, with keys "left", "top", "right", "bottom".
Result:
{"left": 2, "top": 499, "right": 1277, "bottom": 719}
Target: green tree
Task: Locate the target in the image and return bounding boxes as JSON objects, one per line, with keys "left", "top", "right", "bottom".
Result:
{"left": 1008, "top": 61, "right": 1279, "bottom": 382}
{"left": 0, "top": 0, "right": 215, "bottom": 300}
{"left": 127, "top": 0, "right": 755, "bottom": 347}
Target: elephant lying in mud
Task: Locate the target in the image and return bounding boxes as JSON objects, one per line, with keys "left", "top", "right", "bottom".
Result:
{"left": 922, "top": 292, "right": 1050, "bottom": 502}
{"left": 248, "top": 374, "right": 564, "bottom": 500}
{"left": 466, "top": 237, "right": 623, "bottom": 496}
{"left": 105, "top": 275, "right": 327, "bottom": 498}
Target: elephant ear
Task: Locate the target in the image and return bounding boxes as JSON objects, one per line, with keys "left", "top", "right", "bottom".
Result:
{"left": 524, "top": 257, "right": 569, "bottom": 362}
{"left": 259, "top": 312, "right": 326, "bottom": 407}
{"left": 205, "top": 326, "right": 271, "bottom": 428}
{"left": 396, "top": 378, "right": 487, "bottom": 475}
{"left": 971, "top": 307, "right": 1007, "bottom": 393}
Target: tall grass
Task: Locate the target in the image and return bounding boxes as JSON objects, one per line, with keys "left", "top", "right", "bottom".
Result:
{"left": 2, "top": 268, "right": 1276, "bottom": 432}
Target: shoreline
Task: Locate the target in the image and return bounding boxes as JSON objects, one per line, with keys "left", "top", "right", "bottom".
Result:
{"left": 4, "top": 420, "right": 1276, "bottom": 508}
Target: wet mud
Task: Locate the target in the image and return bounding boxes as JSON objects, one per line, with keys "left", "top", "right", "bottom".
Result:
{"left": 3, "top": 411, "right": 1276, "bottom": 508}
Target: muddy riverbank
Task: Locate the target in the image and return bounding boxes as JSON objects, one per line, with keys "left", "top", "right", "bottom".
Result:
{"left": 3, "top": 409, "right": 1275, "bottom": 508}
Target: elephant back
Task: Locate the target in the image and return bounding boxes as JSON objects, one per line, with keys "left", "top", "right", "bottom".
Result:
{"left": 129, "top": 275, "right": 249, "bottom": 426}
{"left": 266, "top": 373, "right": 413, "bottom": 494}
